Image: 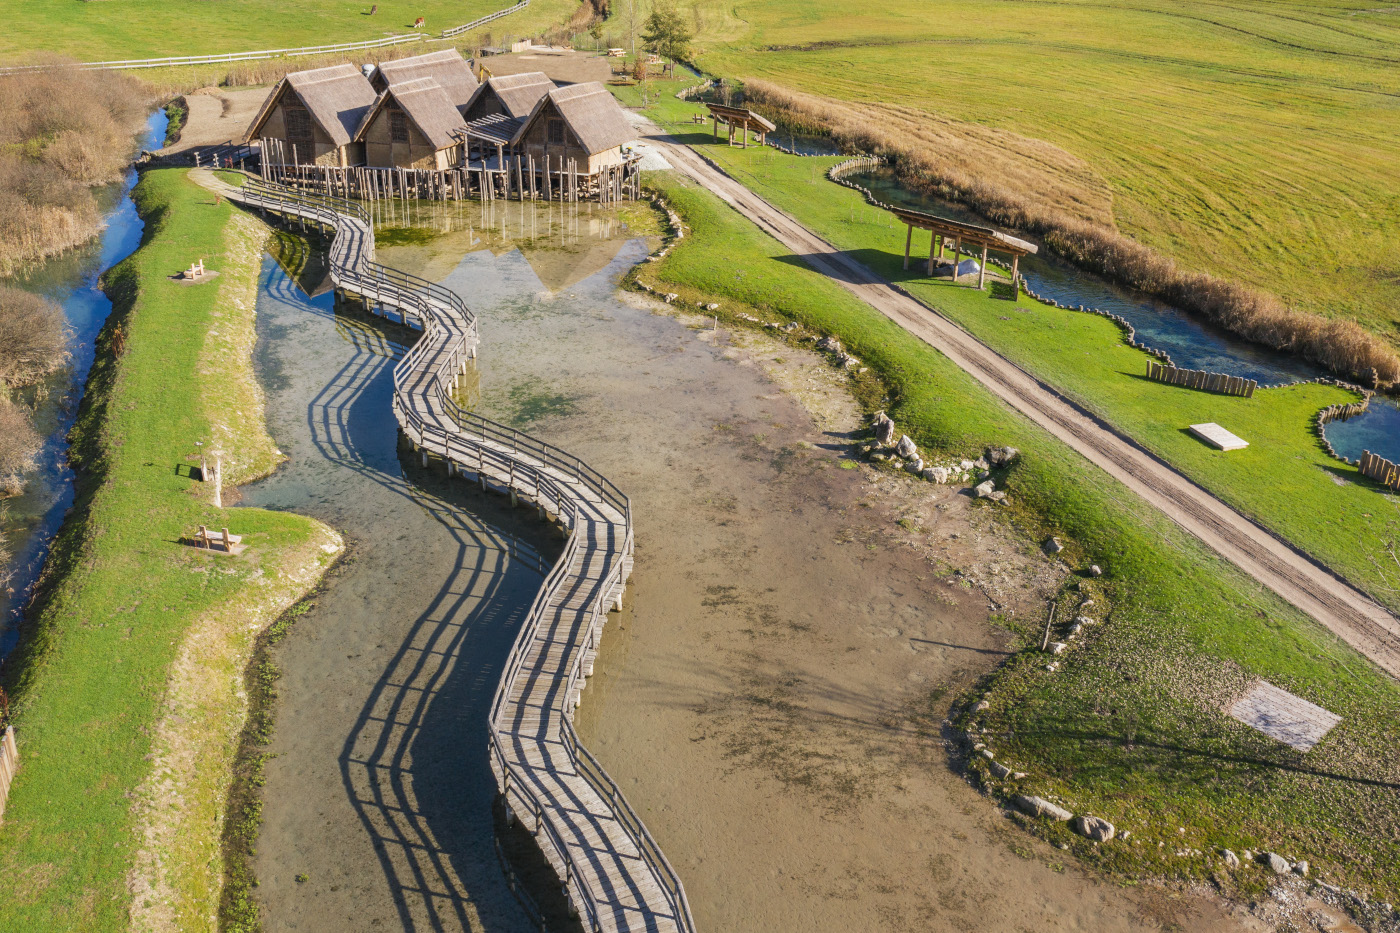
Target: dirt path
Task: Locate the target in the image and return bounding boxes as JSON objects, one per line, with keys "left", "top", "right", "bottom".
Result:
{"left": 652, "top": 134, "right": 1400, "bottom": 679}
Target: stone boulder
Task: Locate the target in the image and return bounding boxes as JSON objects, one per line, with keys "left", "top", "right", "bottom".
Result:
{"left": 986, "top": 445, "right": 1020, "bottom": 466}
{"left": 1089, "top": 565, "right": 1103, "bottom": 577}
{"left": 874, "top": 413, "right": 896, "bottom": 447}
{"left": 817, "top": 335, "right": 842, "bottom": 352}
{"left": 1044, "top": 536, "right": 1064, "bottom": 555}
{"left": 1221, "top": 849, "right": 1240, "bottom": 869}
{"left": 906, "top": 457, "right": 924, "bottom": 474}
{"left": 974, "top": 480, "right": 995, "bottom": 498}
{"left": 1012, "top": 795, "right": 1072, "bottom": 821}
{"left": 1072, "top": 816, "right": 1115, "bottom": 842}
{"left": 896, "top": 435, "right": 918, "bottom": 459}
{"left": 1263, "top": 852, "right": 1290, "bottom": 874}
{"left": 926, "top": 466, "right": 949, "bottom": 484}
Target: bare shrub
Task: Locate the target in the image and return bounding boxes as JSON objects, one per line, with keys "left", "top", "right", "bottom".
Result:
{"left": 0, "top": 287, "right": 69, "bottom": 388}
{"left": 745, "top": 80, "right": 1400, "bottom": 386}
{"left": 0, "top": 397, "right": 41, "bottom": 498}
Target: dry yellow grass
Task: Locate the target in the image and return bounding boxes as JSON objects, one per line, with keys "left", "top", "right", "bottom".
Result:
{"left": 746, "top": 80, "right": 1400, "bottom": 385}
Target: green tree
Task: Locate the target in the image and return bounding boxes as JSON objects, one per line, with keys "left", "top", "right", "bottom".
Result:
{"left": 641, "top": 0, "right": 691, "bottom": 75}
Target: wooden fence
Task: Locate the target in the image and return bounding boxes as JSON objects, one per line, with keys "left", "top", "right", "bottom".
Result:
{"left": 1146, "top": 361, "right": 1256, "bottom": 398}
{"left": 1360, "top": 450, "right": 1400, "bottom": 490}
{"left": 259, "top": 141, "right": 641, "bottom": 205}
{"left": 0, "top": 726, "right": 18, "bottom": 822}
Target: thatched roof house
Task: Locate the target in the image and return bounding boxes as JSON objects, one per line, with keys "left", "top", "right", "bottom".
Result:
{"left": 371, "top": 49, "right": 479, "bottom": 112}
{"left": 512, "top": 82, "right": 637, "bottom": 173}
{"left": 462, "top": 71, "right": 556, "bottom": 123}
{"left": 245, "top": 64, "right": 377, "bottom": 166}
{"left": 355, "top": 78, "right": 467, "bottom": 170}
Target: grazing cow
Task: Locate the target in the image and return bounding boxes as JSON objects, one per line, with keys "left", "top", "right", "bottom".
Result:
{"left": 414, "top": 16, "right": 424, "bottom": 29}
{"left": 369, "top": 4, "right": 377, "bottom": 13}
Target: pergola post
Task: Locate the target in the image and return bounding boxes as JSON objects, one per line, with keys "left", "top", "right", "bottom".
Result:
{"left": 904, "top": 224, "right": 913, "bottom": 271}
{"left": 951, "top": 237, "right": 962, "bottom": 282}
{"left": 1010, "top": 254, "right": 1020, "bottom": 298}
{"left": 937, "top": 234, "right": 944, "bottom": 259}
{"left": 927, "top": 229, "right": 937, "bottom": 276}
{"left": 742, "top": 118, "right": 748, "bottom": 148}
{"left": 978, "top": 245, "right": 988, "bottom": 290}
{"left": 713, "top": 116, "right": 718, "bottom": 140}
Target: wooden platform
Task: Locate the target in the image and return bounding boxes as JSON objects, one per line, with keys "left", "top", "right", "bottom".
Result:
{"left": 1229, "top": 680, "right": 1340, "bottom": 751}
{"left": 212, "top": 173, "right": 694, "bottom": 932}
{"left": 1189, "top": 422, "right": 1249, "bottom": 451}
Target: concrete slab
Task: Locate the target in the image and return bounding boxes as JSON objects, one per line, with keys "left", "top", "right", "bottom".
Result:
{"left": 1228, "top": 680, "right": 1340, "bottom": 751}
{"left": 1189, "top": 422, "right": 1248, "bottom": 450}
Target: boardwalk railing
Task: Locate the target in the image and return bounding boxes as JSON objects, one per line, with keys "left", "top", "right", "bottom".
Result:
{"left": 0, "top": 0, "right": 530, "bottom": 73}
{"left": 226, "top": 174, "right": 695, "bottom": 932}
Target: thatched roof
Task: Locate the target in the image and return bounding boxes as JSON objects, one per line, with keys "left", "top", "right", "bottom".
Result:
{"left": 465, "top": 71, "right": 556, "bottom": 120}
{"left": 245, "top": 64, "right": 377, "bottom": 147}
{"left": 356, "top": 78, "right": 466, "bottom": 150}
{"left": 515, "top": 82, "right": 636, "bottom": 155}
{"left": 373, "top": 49, "right": 479, "bottom": 110}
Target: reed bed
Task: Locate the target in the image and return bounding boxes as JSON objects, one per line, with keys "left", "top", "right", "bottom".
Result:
{"left": 745, "top": 80, "right": 1400, "bottom": 387}
{"left": 0, "top": 60, "right": 150, "bottom": 276}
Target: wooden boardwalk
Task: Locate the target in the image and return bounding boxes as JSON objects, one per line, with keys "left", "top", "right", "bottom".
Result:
{"left": 204, "top": 172, "right": 695, "bottom": 933}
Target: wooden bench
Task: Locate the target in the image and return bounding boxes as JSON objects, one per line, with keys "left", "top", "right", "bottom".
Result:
{"left": 191, "top": 525, "right": 245, "bottom": 555}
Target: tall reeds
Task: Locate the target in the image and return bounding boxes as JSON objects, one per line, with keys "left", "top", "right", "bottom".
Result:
{"left": 0, "top": 59, "right": 150, "bottom": 276}
{"left": 744, "top": 81, "right": 1400, "bottom": 386}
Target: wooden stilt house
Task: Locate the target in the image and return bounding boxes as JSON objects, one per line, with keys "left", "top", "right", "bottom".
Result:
{"left": 244, "top": 64, "right": 377, "bottom": 167}
{"left": 513, "top": 82, "right": 637, "bottom": 176}
{"left": 355, "top": 78, "right": 467, "bottom": 170}
{"left": 370, "top": 49, "right": 479, "bottom": 112}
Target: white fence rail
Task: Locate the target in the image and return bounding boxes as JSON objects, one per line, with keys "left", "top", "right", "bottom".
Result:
{"left": 0, "top": 0, "right": 530, "bottom": 74}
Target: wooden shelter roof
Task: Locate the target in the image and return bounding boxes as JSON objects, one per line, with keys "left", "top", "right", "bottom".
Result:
{"left": 515, "top": 82, "right": 636, "bottom": 155}
{"left": 465, "top": 71, "right": 556, "bottom": 120}
{"left": 355, "top": 77, "right": 466, "bottom": 150}
{"left": 887, "top": 206, "right": 1038, "bottom": 256}
{"left": 246, "top": 63, "right": 377, "bottom": 147}
{"left": 373, "top": 49, "right": 479, "bottom": 110}
{"left": 704, "top": 102, "right": 776, "bottom": 133}
{"left": 460, "top": 113, "right": 523, "bottom": 147}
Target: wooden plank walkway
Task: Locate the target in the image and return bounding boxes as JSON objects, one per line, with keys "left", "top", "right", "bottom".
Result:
{"left": 198, "top": 171, "right": 694, "bottom": 933}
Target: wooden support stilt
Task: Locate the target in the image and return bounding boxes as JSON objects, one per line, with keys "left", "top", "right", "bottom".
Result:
{"left": 904, "top": 224, "right": 913, "bottom": 271}
{"left": 926, "top": 229, "right": 937, "bottom": 276}
{"left": 978, "top": 245, "right": 988, "bottom": 290}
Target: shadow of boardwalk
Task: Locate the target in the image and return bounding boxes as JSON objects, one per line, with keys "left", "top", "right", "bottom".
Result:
{"left": 243, "top": 255, "right": 555, "bottom": 932}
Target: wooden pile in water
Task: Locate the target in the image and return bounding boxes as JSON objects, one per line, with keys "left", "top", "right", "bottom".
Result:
{"left": 1146, "top": 360, "right": 1256, "bottom": 398}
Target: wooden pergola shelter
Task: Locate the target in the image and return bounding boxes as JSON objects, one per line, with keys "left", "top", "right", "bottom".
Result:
{"left": 887, "top": 205, "right": 1037, "bottom": 292}
{"left": 705, "top": 103, "right": 776, "bottom": 148}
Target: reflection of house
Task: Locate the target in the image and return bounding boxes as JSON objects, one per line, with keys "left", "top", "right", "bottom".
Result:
{"left": 244, "top": 64, "right": 376, "bottom": 166}
{"left": 370, "top": 49, "right": 479, "bottom": 111}
{"left": 513, "top": 82, "right": 637, "bottom": 175}
{"left": 356, "top": 78, "right": 466, "bottom": 170}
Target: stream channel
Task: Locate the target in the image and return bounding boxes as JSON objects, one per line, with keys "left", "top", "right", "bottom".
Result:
{"left": 0, "top": 110, "right": 167, "bottom": 657}
{"left": 241, "top": 193, "right": 1252, "bottom": 933}
{"left": 844, "top": 165, "right": 1400, "bottom": 465}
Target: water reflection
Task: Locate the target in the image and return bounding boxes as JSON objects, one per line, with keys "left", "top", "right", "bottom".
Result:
{"left": 0, "top": 109, "right": 167, "bottom": 656}
{"left": 1327, "top": 396, "right": 1400, "bottom": 465}
{"left": 846, "top": 167, "right": 1330, "bottom": 387}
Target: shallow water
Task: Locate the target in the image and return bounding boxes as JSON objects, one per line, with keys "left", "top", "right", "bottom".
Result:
{"left": 243, "top": 254, "right": 552, "bottom": 933}
{"left": 846, "top": 167, "right": 1330, "bottom": 387}
{"left": 0, "top": 109, "right": 167, "bottom": 656}
{"left": 1327, "top": 395, "right": 1400, "bottom": 465}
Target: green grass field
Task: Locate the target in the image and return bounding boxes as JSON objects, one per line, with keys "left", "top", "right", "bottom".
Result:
{"left": 641, "top": 118, "right": 1400, "bottom": 617}
{"left": 0, "top": 0, "right": 517, "bottom": 61}
{"left": 0, "top": 169, "right": 332, "bottom": 932}
{"left": 684, "top": 0, "right": 1400, "bottom": 357}
{"left": 639, "top": 167, "right": 1400, "bottom": 902}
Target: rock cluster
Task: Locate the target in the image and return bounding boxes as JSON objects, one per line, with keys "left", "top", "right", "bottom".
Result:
{"left": 867, "top": 413, "right": 1018, "bottom": 501}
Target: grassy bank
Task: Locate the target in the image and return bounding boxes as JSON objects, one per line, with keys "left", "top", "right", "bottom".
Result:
{"left": 685, "top": 0, "right": 1400, "bottom": 364}
{"left": 0, "top": 168, "right": 337, "bottom": 932}
{"left": 656, "top": 135, "right": 1400, "bottom": 617}
{"left": 636, "top": 167, "right": 1400, "bottom": 904}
